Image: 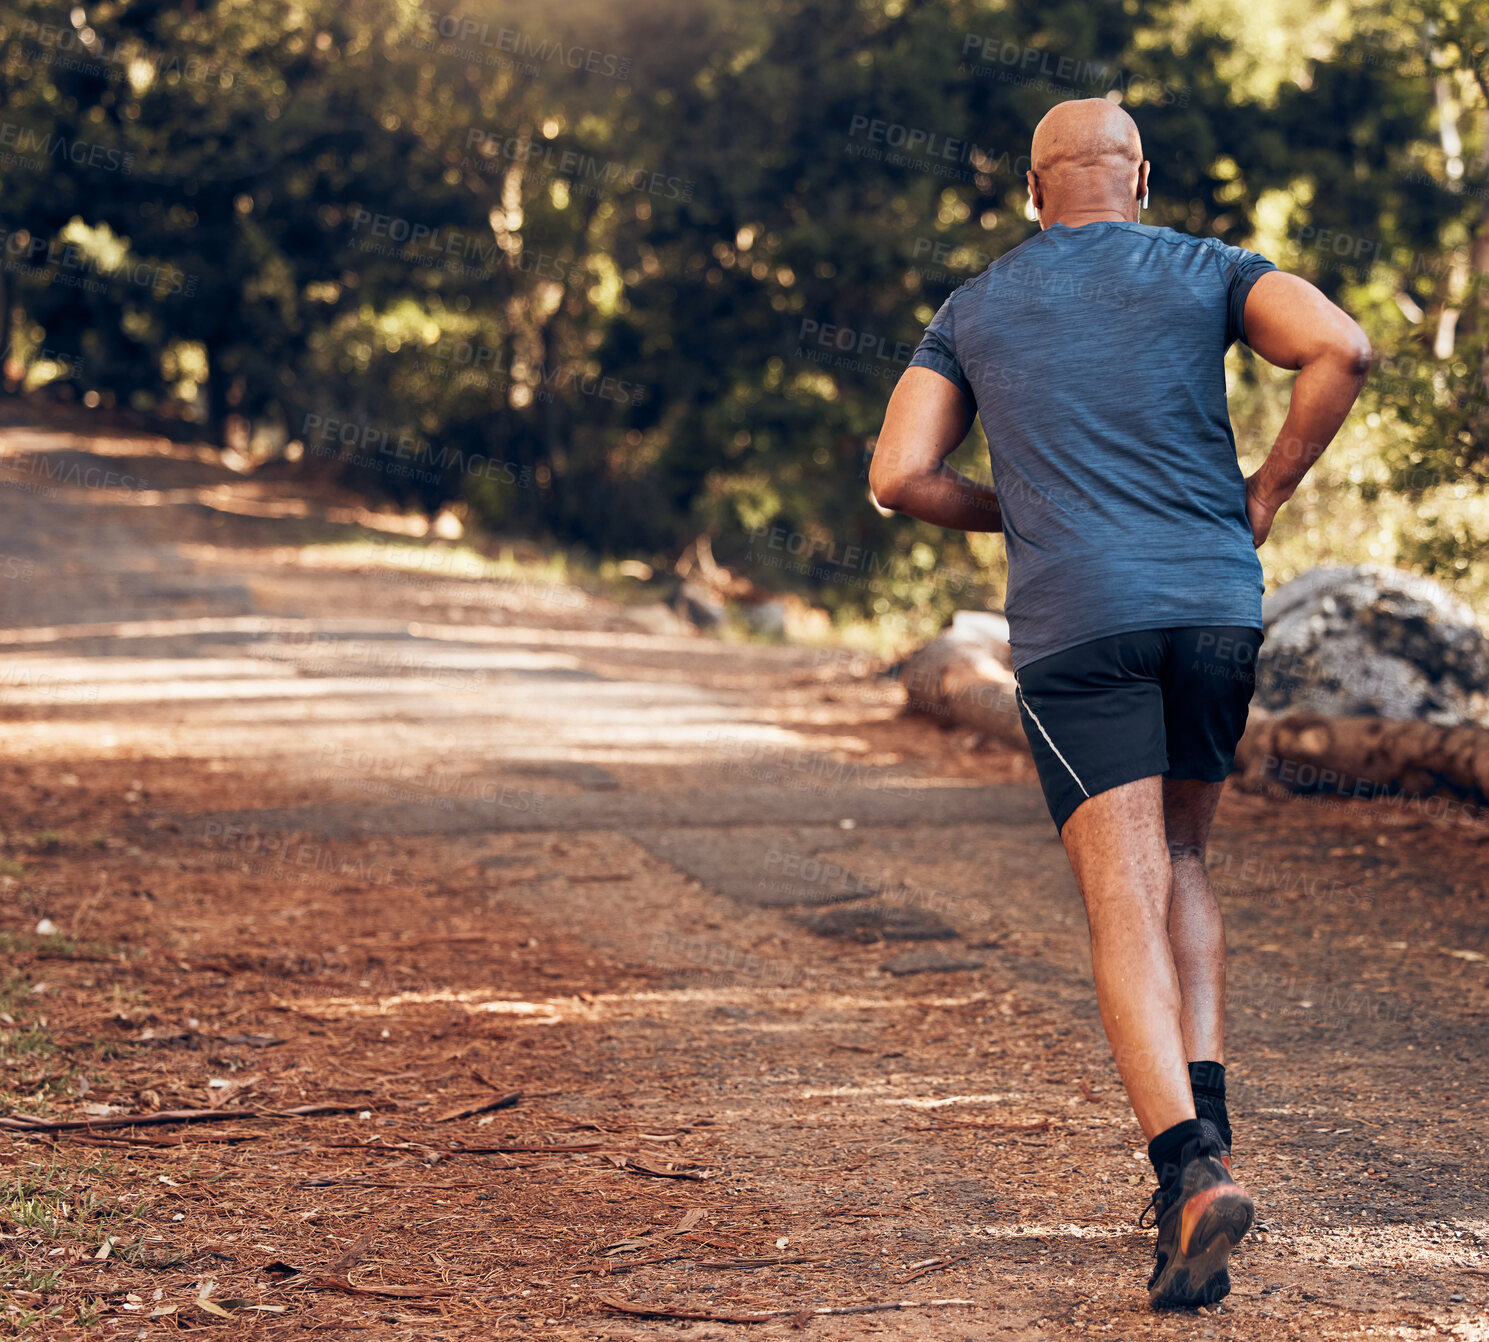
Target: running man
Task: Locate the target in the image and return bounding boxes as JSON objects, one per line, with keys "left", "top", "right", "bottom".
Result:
{"left": 869, "top": 99, "right": 1370, "bottom": 1307}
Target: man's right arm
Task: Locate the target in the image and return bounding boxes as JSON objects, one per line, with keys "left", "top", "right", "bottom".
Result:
{"left": 869, "top": 368, "right": 1002, "bottom": 531}
{"left": 1239, "top": 270, "right": 1372, "bottom": 547}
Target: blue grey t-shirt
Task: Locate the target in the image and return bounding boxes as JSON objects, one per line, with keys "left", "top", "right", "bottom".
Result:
{"left": 907, "top": 220, "right": 1274, "bottom": 671}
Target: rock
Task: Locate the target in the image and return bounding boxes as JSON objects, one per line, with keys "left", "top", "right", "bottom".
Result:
{"left": 801, "top": 903, "right": 959, "bottom": 943}
{"left": 624, "top": 602, "right": 693, "bottom": 637}
{"left": 949, "top": 610, "right": 1011, "bottom": 642}
{"left": 742, "top": 599, "right": 788, "bottom": 638}
{"left": 1257, "top": 565, "right": 1489, "bottom": 726}
{"left": 879, "top": 948, "right": 985, "bottom": 976}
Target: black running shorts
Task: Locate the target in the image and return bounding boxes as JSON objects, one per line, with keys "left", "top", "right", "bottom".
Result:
{"left": 1013, "top": 625, "right": 1263, "bottom": 835}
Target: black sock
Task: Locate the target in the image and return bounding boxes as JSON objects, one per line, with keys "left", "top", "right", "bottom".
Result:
{"left": 1148, "top": 1117, "right": 1205, "bottom": 1186}
{"left": 1188, "top": 1060, "right": 1232, "bottom": 1152}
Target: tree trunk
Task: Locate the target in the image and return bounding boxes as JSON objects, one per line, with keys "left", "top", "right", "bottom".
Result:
{"left": 206, "top": 342, "right": 232, "bottom": 447}
{"left": 0, "top": 269, "right": 13, "bottom": 395}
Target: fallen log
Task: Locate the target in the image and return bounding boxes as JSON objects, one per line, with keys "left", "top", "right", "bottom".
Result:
{"left": 898, "top": 612, "right": 1025, "bottom": 750}
{"left": 1233, "top": 713, "right": 1489, "bottom": 809}
{"left": 899, "top": 618, "right": 1489, "bottom": 812}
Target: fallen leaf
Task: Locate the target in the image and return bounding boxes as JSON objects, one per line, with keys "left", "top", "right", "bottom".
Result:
{"left": 328, "top": 1228, "right": 377, "bottom": 1274}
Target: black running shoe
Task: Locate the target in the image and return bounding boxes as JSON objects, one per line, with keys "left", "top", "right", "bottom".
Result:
{"left": 1140, "top": 1132, "right": 1253, "bottom": 1309}
{"left": 1198, "top": 1115, "right": 1232, "bottom": 1173}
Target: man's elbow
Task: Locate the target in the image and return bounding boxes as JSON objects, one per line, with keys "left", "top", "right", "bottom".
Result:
{"left": 869, "top": 457, "right": 907, "bottom": 511}
{"left": 1337, "top": 325, "right": 1373, "bottom": 379}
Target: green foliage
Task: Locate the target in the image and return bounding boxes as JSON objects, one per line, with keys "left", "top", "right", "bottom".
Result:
{"left": 0, "top": 1157, "right": 129, "bottom": 1239}
{"left": 0, "top": 929, "right": 111, "bottom": 960}
{"left": 1, "top": 0, "right": 1487, "bottom": 621}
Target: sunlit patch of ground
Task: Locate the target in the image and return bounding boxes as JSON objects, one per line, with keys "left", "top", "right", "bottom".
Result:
{"left": 0, "top": 417, "right": 1485, "bottom": 1339}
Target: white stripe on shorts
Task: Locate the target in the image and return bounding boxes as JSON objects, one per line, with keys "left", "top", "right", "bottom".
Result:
{"left": 1015, "top": 677, "right": 1090, "bottom": 799}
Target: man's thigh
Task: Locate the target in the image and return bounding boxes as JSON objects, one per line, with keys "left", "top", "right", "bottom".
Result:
{"left": 1014, "top": 628, "right": 1169, "bottom": 836}
{"left": 1162, "top": 777, "right": 1225, "bottom": 861}
{"left": 1061, "top": 775, "right": 1171, "bottom": 913}
{"left": 1160, "top": 626, "right": 1262, "bottom": 785}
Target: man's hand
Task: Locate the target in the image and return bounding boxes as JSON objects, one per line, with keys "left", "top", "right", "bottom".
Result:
{"left": 1243, "top": 473, "right": 1283, "bottom": 549}
{"left": 870, "top": 368, "right": 1002, "bottom": 531}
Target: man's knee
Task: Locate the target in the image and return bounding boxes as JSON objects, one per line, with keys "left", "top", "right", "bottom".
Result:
{"left": 1167, "top": 838, "right": 1205, "bottom": 864}
{"left": 1080, "top": 865, "right": 1176, "bottom": 930}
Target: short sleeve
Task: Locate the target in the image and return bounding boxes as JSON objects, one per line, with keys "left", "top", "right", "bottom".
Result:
{"left": 1217, "top": 242, "right": 1277, "bottom": 347}
{"left": 908, "top": 293, "right": 976, "bottom": 408}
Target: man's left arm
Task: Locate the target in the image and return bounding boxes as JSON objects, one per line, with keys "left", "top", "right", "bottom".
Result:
{"left": 868, "top": 368, "right": 1003, "bottom": 531}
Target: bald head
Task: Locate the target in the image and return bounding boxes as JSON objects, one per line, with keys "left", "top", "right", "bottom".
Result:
{"left": 1026, "top": 99, "right": 1149, "bottom": 228}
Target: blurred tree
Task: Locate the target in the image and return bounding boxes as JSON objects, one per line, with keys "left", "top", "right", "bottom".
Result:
{"left": 0, "top": 0, "right": 1484, "bottom": 623}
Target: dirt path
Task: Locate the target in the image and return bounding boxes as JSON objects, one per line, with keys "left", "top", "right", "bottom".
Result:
{"left": 0, "top": 410, "right": 1485, "bottom": 1341}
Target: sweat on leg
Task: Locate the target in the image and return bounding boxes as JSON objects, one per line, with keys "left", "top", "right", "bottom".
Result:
{"left": 1059, "top": 775, "right": 1196, "bottom": 1140}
